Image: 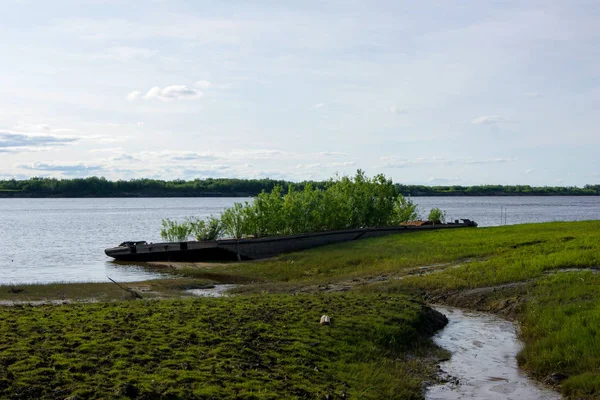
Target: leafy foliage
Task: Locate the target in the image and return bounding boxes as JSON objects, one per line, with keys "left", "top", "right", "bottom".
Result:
{"left": 427, "top": 207, "right": 446, "bottom": 223}
{"left": 162, "top": 171, "right": 423, "bottom": 240}
{"left": 160, "top": 218, "right": 192, "bottom": 241}
{"left": 188, "top": 216, "right": 222, "bottom": 241}
{"left": 220, "top": 203, "right": 250, "bottom": 239}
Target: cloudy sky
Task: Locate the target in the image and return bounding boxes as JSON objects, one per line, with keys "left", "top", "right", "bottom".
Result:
{"left": 1, "top": 0, "right": 599, "bottom": 185}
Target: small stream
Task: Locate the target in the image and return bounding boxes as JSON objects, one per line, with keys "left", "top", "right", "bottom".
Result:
{"left": 426, "top": 307, "right": 561, "bottom": 400}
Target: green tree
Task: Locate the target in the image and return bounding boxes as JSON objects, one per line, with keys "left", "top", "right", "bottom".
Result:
{"left": 160, "top": 219, "right": 192, "bottom": 241}
{"left": 427, "top": 208, "right": 447, "bottom": 223}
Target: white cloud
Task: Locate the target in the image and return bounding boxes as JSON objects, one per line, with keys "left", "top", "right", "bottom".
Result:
{"left": 526, "top": 169, "right": 535, "bottom": 174}
{"left": 127, "top": 91, "right": 142, "bottom": 101}
{"left": 18, "top": 161, "right": 103, "bottom": 175}
{"left": 128, "top": 85, "right": 204, "bottom": 102}
{"left": 312, "top": 103, "right": 325, "bottom": 109}
{"left": 144, "top": 85, "right": 203, "bottom": 101}
{"left": 109, "top": 154, "right": 140, "bottom": 162}
{"left": 0, "top": 129, "right": 80, "bottom": 152}
{"left": 471, "top": 115, "right": 511, "bottom": 125}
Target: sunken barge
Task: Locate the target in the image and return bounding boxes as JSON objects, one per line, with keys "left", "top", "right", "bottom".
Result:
{"left": 105, "top": 219, "right": 477, "bottom": 262}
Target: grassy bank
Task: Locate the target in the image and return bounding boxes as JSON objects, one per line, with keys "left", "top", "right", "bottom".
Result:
{"left": 0, "top": 294, "right": 446, "bottom": 399}
{"left": 2, "top": 221, "right": 599, "bottom": 398}
{"left": 175, "top": 221, "right": 600, "bottom": 398}
{"left": 179, "top": 221, "right": 600, "bottom": 292}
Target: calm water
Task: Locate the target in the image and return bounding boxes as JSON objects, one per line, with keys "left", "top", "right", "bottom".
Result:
{"left": 0, "top": 196, "right": 598, "bottom": 284}
{"left": 0, "top": 198, "right": 247, "bottom": 284}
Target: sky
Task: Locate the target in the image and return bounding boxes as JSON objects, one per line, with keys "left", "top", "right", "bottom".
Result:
{"left": 1, "top": 0, "right": 599, "bottom": 186}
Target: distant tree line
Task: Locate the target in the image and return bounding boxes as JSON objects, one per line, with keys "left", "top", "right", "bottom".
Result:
{"left": 395, "top": 184, "right": 600, "bottom": 196}
{"left": 0, "top": 177, "right": 598, "bottom": 197}
{"left": 0, "top": 177, "right": 327, "bottom": 197}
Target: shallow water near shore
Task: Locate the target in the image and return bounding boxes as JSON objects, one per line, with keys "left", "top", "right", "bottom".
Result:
{"left": 1, "top": 196, "right": 598, "bottom": 284}
{"left": 426, "top": 307, "right": 561, "bottom": 400}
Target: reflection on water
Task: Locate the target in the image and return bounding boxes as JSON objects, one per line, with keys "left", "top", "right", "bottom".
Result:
{"left": 427, "top": 307, "right": 561, "bottom": 400}
{"left": 1, "top": 196, "right": 598, "bottom": 284}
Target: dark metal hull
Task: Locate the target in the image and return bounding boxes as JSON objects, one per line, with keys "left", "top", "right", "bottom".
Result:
{"left": 105, "top": 221, "right": 477, "bottom": 262}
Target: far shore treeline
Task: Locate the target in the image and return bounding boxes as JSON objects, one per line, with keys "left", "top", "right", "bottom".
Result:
{"left": 0, "top": 176, "right": 599, "bottom": 197}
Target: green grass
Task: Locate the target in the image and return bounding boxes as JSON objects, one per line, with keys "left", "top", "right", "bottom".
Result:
{"left": 180, "top": 221, "right": 600, "bottom": 292}
{"left": 518, "top": 271, "right": 600, "bottom": 399}
{"left": 4, "top": 221, "right": 600, "bottom": 398}
{"left": 0, "top": 293, "right": 446, "bottom": 399}
{"left": 176, "top": 221, "right": 600, "bottom": 398}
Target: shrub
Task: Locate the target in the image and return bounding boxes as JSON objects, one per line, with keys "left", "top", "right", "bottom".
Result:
{"left": 220, "top": 202, "right": 249, "bottom": 239}
{"left": 427, "top": 208, "right": 446, "bottom": 223}
{"left": 163, "top": 171, "right": 426, "bottom": 239}
{"left": 160, "top": 219, "right": 191, "bottom": 241}
{"left": 189, "top": 216, "right": 223, "bottom": 241}
{"left": 393, "top": 195, "right": 419, "bottom": 224}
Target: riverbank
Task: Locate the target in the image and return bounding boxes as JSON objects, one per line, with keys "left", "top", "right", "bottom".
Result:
{"left": 1, "top": 221, "right": 599, "bottom": 398}
{"left": 0, "top": 293, "right": 448, "bottom": 399}
{"left": 168, "top": 220, "right": 600, "bottom": 398}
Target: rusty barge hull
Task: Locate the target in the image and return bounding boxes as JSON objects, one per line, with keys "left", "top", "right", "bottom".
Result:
{"left": 105, "top": 221, "right": 477, "bottom": 262}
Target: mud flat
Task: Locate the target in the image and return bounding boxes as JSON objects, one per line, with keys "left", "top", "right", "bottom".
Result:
{"left": 427, "top": 307, "right": 561, "bottom": 400}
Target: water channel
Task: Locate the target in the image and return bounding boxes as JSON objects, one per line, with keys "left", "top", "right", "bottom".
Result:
{"left": 426, "top": 307, "right": 561, "bottom": 400}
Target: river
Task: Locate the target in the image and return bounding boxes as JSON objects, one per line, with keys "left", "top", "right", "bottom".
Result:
{"left": 0, "top": 196, "right": 598, "bottom": 284}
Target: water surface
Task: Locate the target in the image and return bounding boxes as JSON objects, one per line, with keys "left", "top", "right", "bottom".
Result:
{"left": 0, "top": 198, "right": 246, "bottom": 284}
{"left": 427, "top": 307, "right": 561, "bottom": 400}
{"left": 1, "top": 196, "right": 598, "bottom": 284}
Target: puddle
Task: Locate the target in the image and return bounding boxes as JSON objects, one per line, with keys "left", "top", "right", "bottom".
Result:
{"left": 426, "top": 306, "right": 561, "bottom": 400}
{"left": 186, "top": 284, "right": 237, "bottom": 297}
